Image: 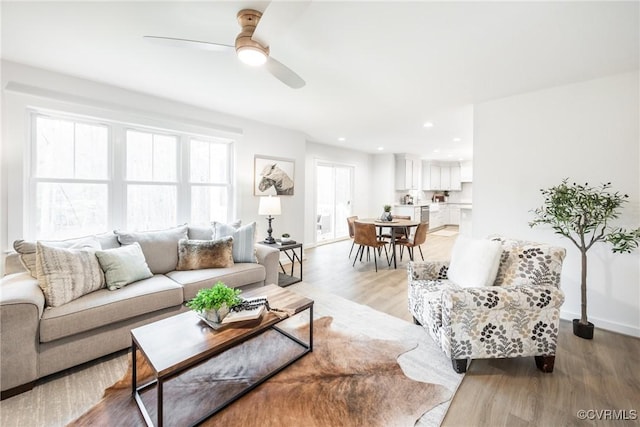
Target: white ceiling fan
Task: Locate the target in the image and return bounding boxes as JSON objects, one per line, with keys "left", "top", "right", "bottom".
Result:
{"left": 144, "top": 3, "right": 308, "bottom": 89}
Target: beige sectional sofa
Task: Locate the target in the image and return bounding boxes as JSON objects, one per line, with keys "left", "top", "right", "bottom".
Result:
{"left": 0, "top": 224, "right": 280, "bottom": 399}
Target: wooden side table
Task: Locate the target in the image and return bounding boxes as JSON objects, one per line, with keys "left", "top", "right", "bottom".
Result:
{"left": 258, "top": 241, "right": 303, "bottom": 287}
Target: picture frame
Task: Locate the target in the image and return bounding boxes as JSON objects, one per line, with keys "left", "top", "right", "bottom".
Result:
{"left": 254, "top": 155, "right": 295, "bottom": 196}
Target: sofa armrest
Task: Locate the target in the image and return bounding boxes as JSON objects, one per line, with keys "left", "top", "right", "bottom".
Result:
{"left": 255, "top": 244, "right": 280, "bottom": 286}
{"left": 442, "top": 284, "right": 565, "bottom": 313}
{"left": 1, "top": 272, "right": 45, "bottom": 393}
{"left": 408, "top": 261, "right": 450, "bottom": 281}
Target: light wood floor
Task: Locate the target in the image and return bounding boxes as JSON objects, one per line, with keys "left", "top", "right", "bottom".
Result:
{"left": 303, "top": 231, "right": 640, "bottom": 427}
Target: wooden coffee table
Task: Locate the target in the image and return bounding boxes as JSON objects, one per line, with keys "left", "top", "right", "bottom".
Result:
{"left": 131, "top": 284, "right": 313, "bottom": 427}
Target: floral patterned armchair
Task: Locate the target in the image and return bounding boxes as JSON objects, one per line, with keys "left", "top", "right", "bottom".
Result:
{"left": 407, "top": 236, "right": 566, "bottom": 373}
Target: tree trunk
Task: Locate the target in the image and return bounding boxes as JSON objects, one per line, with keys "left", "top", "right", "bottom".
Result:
{"left": 580, "top": 250, "right": 588, "bottom": 325}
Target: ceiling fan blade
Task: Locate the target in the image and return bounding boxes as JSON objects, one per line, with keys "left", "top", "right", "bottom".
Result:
{"left": 143, "top": 36, "right": 234, "bottom": 53}
{"left": 265, "top": 57, "right": 305, "bottom": 89}
{"left": 251, "top": 0, "right": 311, "bottom": 47}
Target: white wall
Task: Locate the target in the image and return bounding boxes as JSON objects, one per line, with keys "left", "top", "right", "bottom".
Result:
{"left": 370, "top": 153, "right": 396, "bottom": 214}
{"left": 304, "top": 141, "right": 373, "bottom": 246}
{"left": 1, "top": 61, "right": 307, "bottom": 269}
{"left": 474, "top": 71, "right": 640, "bottom": 337}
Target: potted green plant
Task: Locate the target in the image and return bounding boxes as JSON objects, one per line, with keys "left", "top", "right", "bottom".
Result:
{"left": 186, "top": 281, "right": 242, "bottom": 323}
{"left": 281, "top": 233, "right": 292, "bottom": 243}
{"left": 381, "top": 204, "right": 392, "bottom": 221}
{"left": 530, "top": 179, "right": 640, "bottom": 339}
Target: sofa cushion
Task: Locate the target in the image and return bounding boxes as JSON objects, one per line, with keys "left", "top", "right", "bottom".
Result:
{"left": 166, "top": 264, "right": 265, "bottom": 301}
{"left": 187, "top": 225, "right": 214, "bottom": 240}
{"left": 447, "top": 236, "right": 502, "bottom": 288}
{"left": 213, "top": 221, "right": 257, "bottom": 263}
{"left": 211, "top": 220, "right": 242, "bottom": 239}
{"left": 116, "top": 225, "right": 188, "bottom": 274}
{"left": 39, "top": 274, "right": 183, "bottom": 342}
{"left": 95, "top": 242, "right": 153, "bottom": 290}
{"left": 36, "top": 241, "right": 105, "bottom": 307}
{"left": 13, "top": 232, "right": 119, "bottom": 278}
{"left": 176, "top": 237, "right": 234, "bottom": 271}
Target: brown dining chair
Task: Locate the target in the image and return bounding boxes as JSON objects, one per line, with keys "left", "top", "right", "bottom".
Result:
{"left": 346, "top": 216, "right": 358, "bottom": 258}
{"left": 352, "top": 221, "right": 389, "bottom": 272}
{"left": 380, "top": 215, "right": 411, "bottom": 242}
{"left": 396, "top": 222, "right": 428, "bottom": 261}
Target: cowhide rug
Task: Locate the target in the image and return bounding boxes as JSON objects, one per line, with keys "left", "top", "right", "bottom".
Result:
{"left": 69, "top": 317, "right": 450, "bottom": 427}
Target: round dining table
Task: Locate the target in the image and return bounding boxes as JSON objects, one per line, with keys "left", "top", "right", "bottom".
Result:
{"left": 355, "top": 218, "right": 420, "bottom": 269}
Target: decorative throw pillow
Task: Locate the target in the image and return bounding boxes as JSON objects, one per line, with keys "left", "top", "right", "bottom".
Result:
{"left": 176, "top": 237, "right": 235, "bottom": 271}
{"left": 187, "top": 225, "right": 215, "bottom": 241}
{"left": 211, "top": 220, "right": 242, "bottom": 239}
{"left": 213, "top": 221, "right": 257, "bottom": 263}
{"left": 35, "top": 242, "right": 105, "bottom": 307}
{"left": 95, "top": 242, "right": 153, "bottom": 290}
{"left": 447, "top": 236, "right": 503, "bottom": 288}
{"left": 14, "top": 236, "right": 104, "bottom": 278}
{"left": 115, "top": 225, "right": 188, "bottom": 274}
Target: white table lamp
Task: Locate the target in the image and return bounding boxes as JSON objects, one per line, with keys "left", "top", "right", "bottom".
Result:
{"left": 258, "top": 196, "right": 281, "bottom": 244}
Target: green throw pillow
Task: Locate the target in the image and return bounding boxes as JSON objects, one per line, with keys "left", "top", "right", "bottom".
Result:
{"left": 96, "top": 242, "right": 153, "bottom": 290}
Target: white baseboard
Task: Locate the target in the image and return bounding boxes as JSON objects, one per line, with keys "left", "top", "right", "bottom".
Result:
{"left": 560, "top": 310, "right": 640, "bottom": 338}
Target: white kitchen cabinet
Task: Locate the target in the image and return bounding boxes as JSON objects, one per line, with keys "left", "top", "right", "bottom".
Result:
{"left": 460, "top": 161, "right": 473, "bottom": 182}
{"left": 422, "top": 161, "right": 441, "bottom": 190}
{"left": 423, "top": 161, "right": 461, "bottom": 191}
{"left": 448, "top": 205, "right": 461, "bottom": 225}
{"left": 395, "top": 155, "right": 421, "bottom": 190}
{"left": 449, "top": 164, "right": 462, "bottom": 191}
{"left": 429, "top": 203, "right": 445, "bottom": 230}
{"left": 440, "top": 165, "right": 451, "bottom": 190}
{"left": 394, "top": 205, "right": 420, "bottom": 220}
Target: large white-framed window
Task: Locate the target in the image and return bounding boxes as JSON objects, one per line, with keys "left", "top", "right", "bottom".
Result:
{"left": 32, "top": 114, "right": 110, "bottom": 240}
{"left": 29, "top": 111, "right": 233, "bottom": 239}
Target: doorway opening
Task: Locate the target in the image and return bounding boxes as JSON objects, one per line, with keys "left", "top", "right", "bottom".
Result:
{"left": 315, "top": 162, "right": 353, "bottom": 244}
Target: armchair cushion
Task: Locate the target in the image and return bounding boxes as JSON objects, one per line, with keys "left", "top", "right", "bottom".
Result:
{"left": 447, "top": 236, "right": 502, "bottom": 288}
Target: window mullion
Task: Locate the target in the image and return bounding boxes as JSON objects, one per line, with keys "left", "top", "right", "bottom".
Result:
{"left": 178, "top": 135, "right": 190, "bottom": 225}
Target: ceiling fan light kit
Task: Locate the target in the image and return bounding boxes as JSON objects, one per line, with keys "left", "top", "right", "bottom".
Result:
{"left": 235, "top": 9, "right": 269, "bottom": 66}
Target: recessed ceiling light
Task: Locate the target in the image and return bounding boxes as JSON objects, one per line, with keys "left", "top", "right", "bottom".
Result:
{"left": 377, "top": 146, "right": 384, "bottom": 151}
{"left": 338, "top": 137, "right": 346, "bottom": 142}
{"left": 423, "top": 122, "right": 434, "bottom": 128}
{"left": 433, "top": 149, "right": 440, "bottom": 153}
{"left": 458, "top": 158, "right": 464, "bottom": 161}
{"left": 453, "top": 137, "right": 461, "bottom": 142}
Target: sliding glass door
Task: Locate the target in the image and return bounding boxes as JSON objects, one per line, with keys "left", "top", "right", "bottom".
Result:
{"left": 316, "top": 162, "right": 353, "bottom": 243}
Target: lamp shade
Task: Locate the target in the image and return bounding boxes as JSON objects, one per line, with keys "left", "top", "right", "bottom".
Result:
{"left": 259, "top": 196, "right": 281, "bottom": 216}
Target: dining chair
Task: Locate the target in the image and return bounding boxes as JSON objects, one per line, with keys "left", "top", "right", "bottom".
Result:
{"left": 396, "top": 222, "right": 428, "bottom": 261}
{"left": 346, "top": 216, "right": 358, "bottom": 258}
{"left": 352, "top": 222, "right": 389, "bottom": 272}
{"left": 380, "top": 215, "right": 411, "bottom": 242}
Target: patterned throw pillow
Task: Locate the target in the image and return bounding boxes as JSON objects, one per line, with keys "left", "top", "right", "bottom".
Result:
{"left": 492, "top": 241, "right": 566, "bottom": 288}
{"left": 35, "top": 242, "right": 105, "bottom": 307}
{"left": 95, "top": 242, "right": 153, "bottom": 290}
{"left": 176, "top": 237, "right": 235, "bottom": 270}
{"left": 13, "top": 234, "right": 116, "bottom": 278}
{"left": 115, "top": 225, "right": 188, "bottom": 274}
{"left": 213, "top": 222, "right": 257, "bottom": 263}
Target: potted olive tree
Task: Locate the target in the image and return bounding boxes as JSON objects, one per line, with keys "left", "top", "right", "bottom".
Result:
{"left": 530, "top": 179, "right": 640, "bottom": 339}
{"left": 186, "top": 281, "right": 242, "bottom": 323}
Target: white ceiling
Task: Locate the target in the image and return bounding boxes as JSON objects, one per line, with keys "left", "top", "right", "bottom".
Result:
{"left": 2, "top": 1, "right": 638, "bottom": 160}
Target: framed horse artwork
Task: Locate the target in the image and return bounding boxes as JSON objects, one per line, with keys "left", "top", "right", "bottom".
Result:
{"left": 254, "top": 155, "right": 295, "bottom": 196}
